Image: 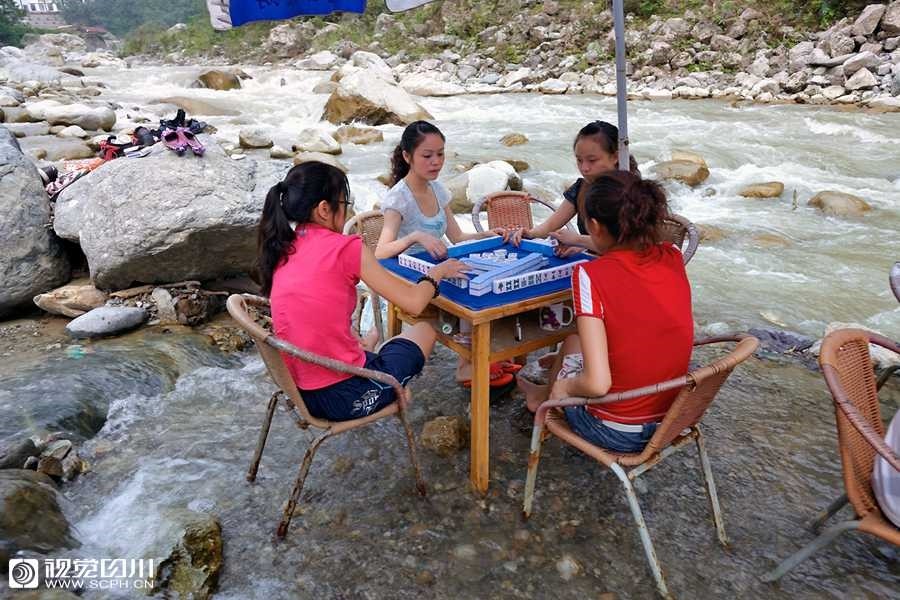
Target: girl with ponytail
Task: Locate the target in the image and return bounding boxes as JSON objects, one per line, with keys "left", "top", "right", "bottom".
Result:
{"left": 375, "top": 120, "right": 509, "bottom": 260}
{"left": 510, "top": 120, "right": 640, "bottom": 256}
{"left": 258, "top": 161, "right": 467, "bottom": 422}
{"left": 517, "top": 171, "right": 693, "bottom": 454}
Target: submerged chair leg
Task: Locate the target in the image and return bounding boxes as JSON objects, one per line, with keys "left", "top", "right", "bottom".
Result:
{"left": 808, "top": 493, "right": 849, "bottom": 534}
{"left": 695, "top": 430, "right": 728, "bottom": 547}
{"left": 761, "top": 519, "right": 860, "bottom": 582}
{"left": 277, "top": 431, "right": 330, "bottom": 540}
{"left": 247, "top": 391, "right": 281, "bottom": 482}
{"left": 611, "top": 463, "right": 672, "bottom": 600}
{"left": 397, "top": 409, "right": 427, "bottom": 496}
{"left": 522, "top": 423, "right": 548, "bottom": 519}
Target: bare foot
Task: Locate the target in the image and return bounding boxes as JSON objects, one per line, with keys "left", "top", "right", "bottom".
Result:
{"left": 538, "top": 352, "right": 558, "bottom": 369}
{"left": 517, "top": 373, "right": 549, "bottom": 413}
{"left": 360, "top": 328, "right": 380, "bottom": 352}
{"left": 455, "top": 359, "right": 472, "bottom": 383}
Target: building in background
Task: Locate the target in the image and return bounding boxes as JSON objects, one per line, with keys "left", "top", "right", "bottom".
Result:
{"left": 12, "top": 1, "right": 69, "bottom": 29}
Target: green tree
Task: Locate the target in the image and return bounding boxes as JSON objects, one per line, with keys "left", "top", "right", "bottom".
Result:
{"left": 60, "top": 0, "right": 206, "bottom": 38}
{"left": 0, "top": 0, "right": 30, "bottom": 47}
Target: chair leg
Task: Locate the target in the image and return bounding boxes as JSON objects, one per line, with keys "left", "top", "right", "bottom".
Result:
{"left": 397, "top": 408, "right": 427, "bottom": 496}
{"left": 807, "top": 493, "right": 849, "bottom": 534}
{"left": 522, "top": 424, "right": 549, "bottom": 519}
{"left": 371, "top": 293, "right": 384, "bottom": 343}
{"left": 247, "top": 391, "right": 280, "bottom": 483}
{"left": 761, "top": 520, "right": 860, "bottom": 582}
{"left": 611, "top": 463, "right": 672, "bottom": 600}
{"left": 277, "top": 431, "right": 330, "bottom": 540}
{"left": 695, "top": 430, "right": 728, "bottom": 547}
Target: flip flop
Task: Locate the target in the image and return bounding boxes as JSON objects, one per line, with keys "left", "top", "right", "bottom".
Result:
{"left": 178, "top": 127, "right": 205, "bottom": 156}
{"left": 460, "top": 362, "right": 516, "bottom": 388}
{"left": 161, "top": 128, "right": 186, "bottom": 156}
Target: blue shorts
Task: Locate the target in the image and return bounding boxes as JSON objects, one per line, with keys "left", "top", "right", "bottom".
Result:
{"left": 300, "top": 338, "right": 425, "bottom": 422}
{"left": 563, "top": 406, "right": 658, "bottom": 454}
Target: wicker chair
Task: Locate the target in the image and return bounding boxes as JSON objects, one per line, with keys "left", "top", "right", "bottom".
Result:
{"left": 343, "top": 210, "right": 386, "bottom": 341}
{"left": 763, "top": 329, "right": 900, "bottom": 582}
{"left": 226, "top": 294, "right": 426, "bottom": 539}
{"left": 660, "top": 214, "right": 700, "bottom": 265}
{"left": 470, "top": 191, "right": 576, "bottom": 233}
{"left": 523, "top": 335, "right": 759, "bottom": 599}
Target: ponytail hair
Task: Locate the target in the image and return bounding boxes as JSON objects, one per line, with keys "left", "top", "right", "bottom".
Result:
{"left": 574, "top": 120, "right": 641, "bottom": 176}
{"left": 583, "top": 171, "right": 668, "bottom": 251}
{"left": 257, "top": 161, "right": 350, "bottom": 296}
{"left": 390, "top": 120, "right": 445, "bottom": 185}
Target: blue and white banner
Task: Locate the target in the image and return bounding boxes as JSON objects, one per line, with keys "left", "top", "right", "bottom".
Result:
{"left": 206, "top": 0, "right": 438, "bottom": 31}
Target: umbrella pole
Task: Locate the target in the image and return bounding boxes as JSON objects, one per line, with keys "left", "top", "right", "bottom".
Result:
{"left": 612, "top": 0, "right": 630, "bottom": 171}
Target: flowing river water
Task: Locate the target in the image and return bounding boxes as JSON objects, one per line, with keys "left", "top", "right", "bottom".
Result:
{"left": 2, "top": 64, "right": 899, "bottom": 599}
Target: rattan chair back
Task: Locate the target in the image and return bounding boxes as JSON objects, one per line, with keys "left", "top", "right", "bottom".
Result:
{"left": 820, "top": 329, "right": 888, "bottom": 518}
{"left": 623, "top": 336, "right": 758, "bottom": 466}
{"left": 343, "top": 210, "right": 384, "bottom": 249}
{"left": 227, "top": 294, "right": 332, "bottom": 429}
{"left": 471, "top": 191, "right": 575, "bottom": 233}
{"left": 660, "top": 214, "right": 699, "bottom": 265}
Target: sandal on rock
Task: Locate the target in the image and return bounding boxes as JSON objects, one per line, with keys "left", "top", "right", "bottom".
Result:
{"left": 178, "top": 127, "right": 205, "bottom": 156}
{"left": 161, "top": 128, "right": 186, "bottom": 155}
{"left": 460, "top": 362, "right": 516, "bottom": 388}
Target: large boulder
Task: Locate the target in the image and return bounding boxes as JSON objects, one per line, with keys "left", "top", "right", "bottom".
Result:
{"left": 65, "top": 306, "right": 147, "bottom": 338}
{"left": 852, "top": 4, "right": 887, "bottom": 36}
{"left": 334, "top": 125, "right": 383, "bottom": 145}
{"left": 0, "top": 129, "right": 70, "bottom": 319}
{"left": 197, "top": 70, "right": 241, "bottom": 91}
{"left": 25, "top": 100, "right": 115, "bottom": 131}
{"left": 654, "top": 160, "right": 710, "bottom": 186}
{"left": 152, "top": 516, "right": 223, "bottom": 600}
{"left": 17, "top": 135, "right": 94, "bottom": 161}
{"left": 807, "top": 191, "right": 872, "bottom": 217}
{"left": 53, "top": 137, "right": 260, "bottom": 289}
{"left": 739, "top": 182, "right": 784, "bottom": 198}
{"left": 845, "top": 67, "right": 878, "bottom": 90}
{"left": 292, "top": 129, "right": 342, "bottom": 155}
{"left": 154, "top": 97, "right": 240, "bottom": 116}
{"left": 323, "top": 69, "right": 433, "bottom": 126}
{"left": 0, "top": 60, "right": 77, "bottom": 84}
{"left": 296, "top": 50, "right": 339, "bottom": 70}
{"left": 445, "top": 162, "right": 519, "bottom": 214}
{"left": 0, "top": 470, "right": 78, "bottom": 562}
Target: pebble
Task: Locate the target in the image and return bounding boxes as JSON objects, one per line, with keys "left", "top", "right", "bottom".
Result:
{"left": 452, "top": 543, "right": 478, "bottom": 560}
{"left": 555, "top": 554, "right": 582, "bottom": 581}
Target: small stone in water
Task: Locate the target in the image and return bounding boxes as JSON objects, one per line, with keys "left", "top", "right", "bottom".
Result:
{"left": 453, "top": 543, "right": 478, "bottom": 560}
{"left": 555, "top": 554, "right": 582, "bottom": 581}
{"left": 415, "top": 570, "right": 435, "bottom": 586}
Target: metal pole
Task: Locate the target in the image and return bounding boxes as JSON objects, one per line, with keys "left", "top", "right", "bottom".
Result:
{"left": 612, "top": 0, "right": 630, "bottom": 171}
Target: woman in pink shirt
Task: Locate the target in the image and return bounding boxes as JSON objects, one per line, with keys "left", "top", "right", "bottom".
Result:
{"left": 257, "top": 161, "right": 467, "bottom": 421}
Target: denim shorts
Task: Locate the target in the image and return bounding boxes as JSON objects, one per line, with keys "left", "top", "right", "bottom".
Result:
{"left": 557, "top": 352, "right": 657, "bottom": 453}
{"left": 300, "top": 338, "right": 425, "bottom": 422}
{"left": 563, "top": 406, "right": 658, "bottom": 453}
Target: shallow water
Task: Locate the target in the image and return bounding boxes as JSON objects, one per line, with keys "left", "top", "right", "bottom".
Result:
{"left": 49, "top": 345, "right": 900, "bottom": 599}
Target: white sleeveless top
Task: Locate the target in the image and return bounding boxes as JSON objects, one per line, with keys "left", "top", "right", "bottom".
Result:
{"left": 873, "top": 410, "right": 900, "bottom": 527}
{"left": 381, "top": 179, "right": 451, "bottom": 255}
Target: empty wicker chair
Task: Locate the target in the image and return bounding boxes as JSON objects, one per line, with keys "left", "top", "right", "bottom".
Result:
{"left": 470, "top": 191, "right": 575, "bottom": 233}
{"left": 226, "top": 294, "right": 426, "bottom": 539}
{"left": 523, "top": 335, "right": 759, "bottom": 598}
{"left": 343, "top": 210, "right": 386, "bottom": 341}
{"left": 763, "top": 329, "right": 900, "bottom": 582}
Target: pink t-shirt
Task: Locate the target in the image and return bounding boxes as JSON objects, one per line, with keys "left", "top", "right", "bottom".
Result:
{"left": 270, "top": 223, "right": 365, "bottom": 390}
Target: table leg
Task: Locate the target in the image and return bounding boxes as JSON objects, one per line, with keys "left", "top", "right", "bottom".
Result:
{"left": 470, "top": 321, "right": 491, "bottom": 494}
{"left": 386, "top": 303, "right": 402, "bottom": 338}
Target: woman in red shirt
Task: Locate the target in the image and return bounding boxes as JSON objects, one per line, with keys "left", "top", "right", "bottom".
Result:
{"left": 257, "top": 161, "right": 467, "bottom": 421}
{"left": 519, "top": 170, "right": 693, "bottom": 452}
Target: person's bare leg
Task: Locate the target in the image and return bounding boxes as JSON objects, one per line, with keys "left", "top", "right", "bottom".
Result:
{"left": 395, "top": 321, "right": 438, "bottom": 359}
{"left": 521, "top": 334, "right": 582, "bottom": 412}
{"left": 455, "top": 358, "right": 472, "bottom": 383}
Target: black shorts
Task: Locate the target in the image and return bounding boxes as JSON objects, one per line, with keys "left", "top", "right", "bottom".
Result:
{"left": 300, "top": 338, "right": 425, "bottom": 422}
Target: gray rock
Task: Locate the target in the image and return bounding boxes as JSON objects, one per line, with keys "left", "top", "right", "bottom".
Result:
{"left": 3, "top": 121, "right": 50, "bottom": 137}
{"left": 0, "top": 439, "right": 39, "bottom": 470}
{"left": 852, "top": 4, "right": 887, "bottom": 36}
{"left": 883, "top": 1, "right": 900, "bottom": 36}
{"left": 152, "top": 516, "right": 223, "bottom": 600}
{"left": 238, "top": 127, "right": 273, "bottom": 148}
{"left": 0, "top": 469, "right": 78, "bottom": 557}
{"left": 53, "top": 137, "right": 260, "bottom": 289}
{"left": 0, "top": 129, "right": 70, "bottom": 319}
{"left": 846, "top": 67, "right": 878, "bottom": 89}
{"left": 66, "top": 306, "right": 148, "bottom": 338}
{"left": 25, "top": 101, "right": 115, "bottom": 131}
{"left": 843, "top": 51, "right": 881, "bottom": 75}
{"left": 17, "top": 135, "right": 94, "bottom": 161}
